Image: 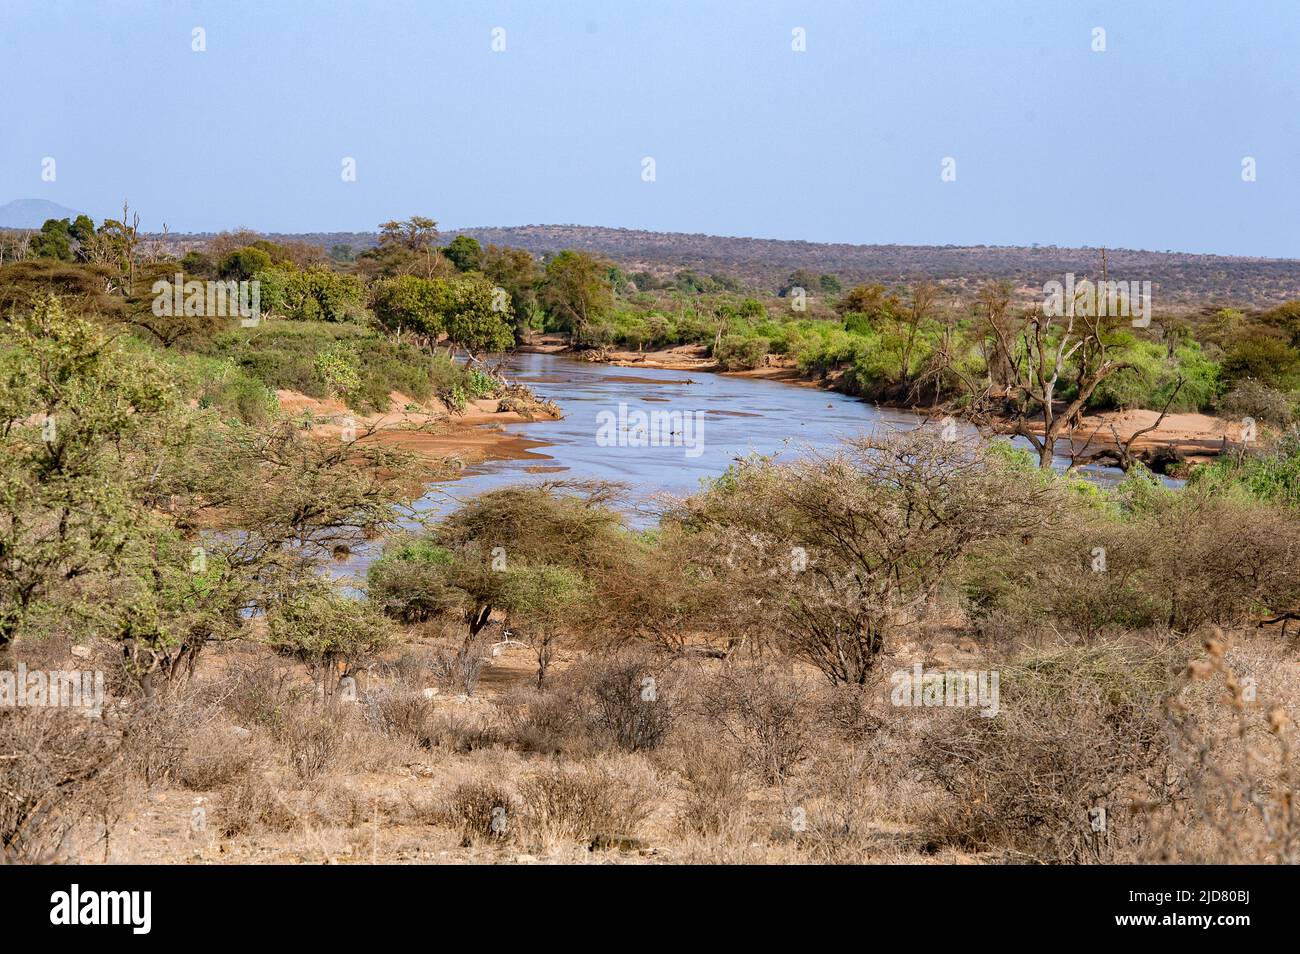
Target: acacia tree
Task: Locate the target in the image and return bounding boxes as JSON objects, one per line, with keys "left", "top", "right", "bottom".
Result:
{"left": 370, "top": 274, "right": 443, "bottom": 343}
{"left": 0, "top": 297, "right": 171, "bottom": 650}
{"left": 369, "top": 483, "right": 627, "bottom": 650}
{"left": 667, "top": 430, "right": 1059, "bottom": 684}
{"left": 439, "top": 272, "right": 514, "bottom": 358}
{"left": 358, "top": 216, "right": 449, "bottom": 280}
{"left": 497, "top": 564, "right": 591, "bottom": 687}
{"left": 87, "top": 201, "right": 143, "bottom": 295}
{"left": 483, "top": 244, "right": 541, "bottom": 340}
{"left": 371, "top": 273, "right": 511, "bottom": 358}
{"left": 0, "top": 295, "right": 423, "bottom": 693}
{"left": 122, "top": 261, "right": 231, "bottom": 348}
{"left": 109, "top": 411, "right": 421, "bottom": 697}
{"left": 266, "top": 586, "right": 396, "bottom": 705}
{"left": 898, "top": 280, "right": 940, "bottom": 388}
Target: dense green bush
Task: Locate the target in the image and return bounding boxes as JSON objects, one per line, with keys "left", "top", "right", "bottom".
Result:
{"left": 714, "top": 334, "right": 769, "bottom": 370}
{"left": 1089, "top": 339, "right": 1220, "bottom": 412}
{"left": 198, "top": 321, "right": 481, "bottom": 412}
{"left": 1221, "top": 333, "right": 1300, "bottom": 390}
{"left": 1188, "top": 430, "right": 1300, "bottom": 508}
{"left": 256, "top": 266, "right": 367, "bottom": 323}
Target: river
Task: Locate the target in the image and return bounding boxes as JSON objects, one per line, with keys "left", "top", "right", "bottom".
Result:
{"left": 331, "top": 351, "right": 1132, "bottom": 581}
{"left": 420, "top": 351, "right": 1134, "bottom": 517}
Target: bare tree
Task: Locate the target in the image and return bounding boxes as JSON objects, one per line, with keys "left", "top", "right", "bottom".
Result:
{"left": 940, "top": 258, "right": 1131, "bottom": 468}
{"left": 1067, "top": 378, "right": 1185, "bottom": 473}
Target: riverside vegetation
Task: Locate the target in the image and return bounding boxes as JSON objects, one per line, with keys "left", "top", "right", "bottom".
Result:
{"left": 2, "top": 212, "right": 1300, "bottom": 864}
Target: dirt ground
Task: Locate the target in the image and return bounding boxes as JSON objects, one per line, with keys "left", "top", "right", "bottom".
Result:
{"left": 55, "top": 624, "right": 995, "bottom": 865}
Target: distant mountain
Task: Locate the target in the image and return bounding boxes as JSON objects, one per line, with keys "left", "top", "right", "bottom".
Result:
{"left": 0, "top": 198, "right": 86, "bottom": 229}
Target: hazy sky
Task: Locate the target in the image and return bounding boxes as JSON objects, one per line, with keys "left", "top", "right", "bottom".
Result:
{"left": 2, "top": 0, "right": 1296, "bottom": 256}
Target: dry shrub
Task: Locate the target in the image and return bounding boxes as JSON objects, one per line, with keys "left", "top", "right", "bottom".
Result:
{"left": 790, "top": 749, "right": 899, "bottom": 863}
{"left": 665, "top": 431, "right": 1060, "bottom": 684}
{"left": 671, "top": 737, "right": 749, "bottom": 837}
{"left": 502, "top": 654, "right": 678, "bottom": 756}
{"left": 277, "top": 709, "right": 352, "bottom": 782}
{"left": 581, "top": 653, "right": 677, "bottom": 752}
{"left": 366, "top": 684, "right": 502, "bottom": 752}
{"left": 502, "top": 686, "right": 585, "bottom": 754}
{"left": 367, "top": 689, "right": 434, "bottom": 743}
{"left": 118, "top": 694, "right": 206, "bottom": 786}
{"left": 1219, "top": 378, "right": 1294, "bottom": 428}
{"left": 963, "top": 521, "right": 1160, "bottom": 640}
{"left": 1144, "top": 632, "right": 1300, "bottom": 863}
{"left": 446, "top": 780, "right": 518, "bottom": 846}
{"left": 174, "top": 723, "right": 264, "bottom": 791}
{"left": 816, "top": 684, "right": 886, "bottom": 743}
{"left": 423, "top": 707, "right": 502, "bottom": 752}
{"left": 429, "top": 637, "right": 489, "bottom": 696}
{"left": 216, "top": 773, "right": 300, "bottom": 837}
{"left": 699, "top": 664, "right": 813, "bottom": 784}
{"left": 0, "top": 707, "right": 125, "bottom": 862}
{"left": 916, "top": 641, "right": 1177, "bottom": 862}
{"left": 518, "top": 759, "right": 661, "bottom": 847}
{"left": 302, "top": 781, "right": 371, "bottom": 830}
{"left": 382, "top": 645, "right": 442, "bottom": 691}
{"left": 211, "top": 657, "right": 304, "bottom": 730}
{"left": 217, "top": 775, "right": 371, "bottom": 839}
{"left": 965, "top": 488, "right": 1300, "bottom": 639}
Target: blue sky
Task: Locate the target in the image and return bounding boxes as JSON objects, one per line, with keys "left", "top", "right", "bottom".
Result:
{"left": 2, "top": 0, "right": 1296, "bottom": 256}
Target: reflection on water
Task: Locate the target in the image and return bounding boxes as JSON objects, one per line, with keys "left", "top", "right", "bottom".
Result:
{"left": 332, "top": 352, "right": 1137, "bottom": 581}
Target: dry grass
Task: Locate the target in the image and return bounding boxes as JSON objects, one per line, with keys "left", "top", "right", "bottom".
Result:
{"left": 7, "top": 613, "right": 1298, "bottom": 865}
{"left": 517, "top": 758, "right": 663, "bottom": 850}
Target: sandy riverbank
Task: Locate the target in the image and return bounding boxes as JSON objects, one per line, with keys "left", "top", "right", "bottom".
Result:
{"left": 275, "top": 389, "right": 557, "bottom": 476}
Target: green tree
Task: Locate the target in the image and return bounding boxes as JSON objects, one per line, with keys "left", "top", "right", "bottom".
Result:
{"left": 313, "top": 343, "right": 362, "bottom": 399}
{"left": 370, "top": 274, "right": 443, "bottom": 339}
{"left": 540, "top": 250, "right": 613, "bottom": 344}
{"left": 443, "top": 235, "right": 483, "bottom": 272}
{"left": 369, "top": 484, "right": 626, "bottom": 644}
{"left": 440, "top": 273, "right": 514, "bottom": 356}
{"left": 0, "top": 297, "right": 172, "bottom": 648}
{"left": 266, "top": 586, "right": 397, "bottom": 704}
{"left": 497, "top": 564, "right": 591, "bottom": 686}
{"left": 28, "top": 219, "right": 74, "bottom": 261}
{"left": 835, "top": 283, "right": 899, "bottom": 320}
{"left": 379, "top": 216, "right": 439, "bottom": 252}
{"left": 69, "top": 215, "right": 96, "bottom": 259}
{"left": 219, "top": 246, "right": 273, "bottom": 281}
{"left": 1222, "top": 333, "right": 1300, "bottom": 390}
{"left": 483, "top": 244, "right": 542, "bottom": 340}
{"left": 291, "top": 267, "right": 367, "bottom": 322}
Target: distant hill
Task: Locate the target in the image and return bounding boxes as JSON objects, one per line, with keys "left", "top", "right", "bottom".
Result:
{"left": 0, "top": 198, "right": 86, "bottom": 229}
{"left": 437, "top": 226, "right": 1300, "bottom": 311}
{"left": 160, "top": 224, "right": 1300, "bottom": 311}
